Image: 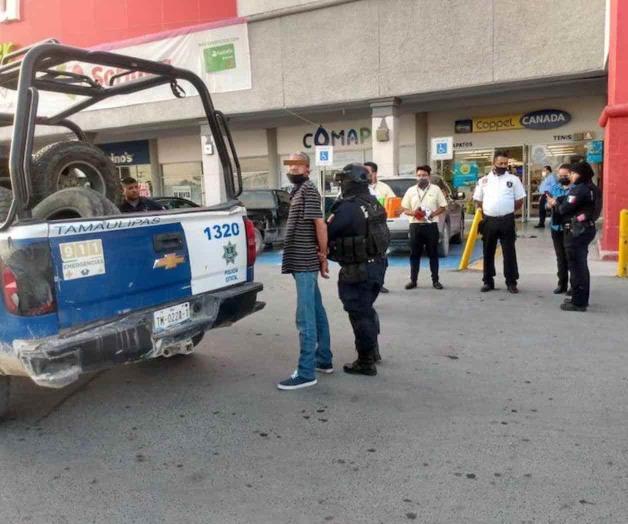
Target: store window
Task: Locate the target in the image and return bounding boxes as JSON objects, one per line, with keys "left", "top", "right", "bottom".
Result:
{"left": 161, "top": 162, "right": 204, "bottom": 204}
{"left": 98, "top": 140, "right": 154, "bottom": 196}
{"left": 241, "top": 156, "right": 270, "bottom": 189}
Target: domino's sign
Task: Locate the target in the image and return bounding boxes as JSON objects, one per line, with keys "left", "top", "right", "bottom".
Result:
{"left": 315, "top": 146, "right": 334, "bottom": 167}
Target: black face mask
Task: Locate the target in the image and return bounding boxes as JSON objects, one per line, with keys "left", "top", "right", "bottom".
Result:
{"left": 287, "top": 174, "right": 307, "bottom": 185}
{"left": 494, "top": 167, "right": 508, "bottom": 175}
{"left": 417, "top": 179, "right": 430, "bottom": 189}
{"left": 559, "top": 177, "right": 570, "bottom": 186}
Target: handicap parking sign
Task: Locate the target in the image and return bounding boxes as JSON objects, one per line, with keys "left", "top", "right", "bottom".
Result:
{"left": 431, "top": 136, "right": 453, "bottom": 161}
{"left": 437, "top": 142, "right": 448, "bottom": 155}
{"left": 315, "top": 146, "right": 333, "bottom": 167}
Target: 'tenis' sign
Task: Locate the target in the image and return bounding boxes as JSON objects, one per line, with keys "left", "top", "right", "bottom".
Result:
{"left": 0, "top": 0, "right": 20, "bottom": 23}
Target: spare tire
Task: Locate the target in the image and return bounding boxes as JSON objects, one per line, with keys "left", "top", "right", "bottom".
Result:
{"left": 30, "top": 141, "right": 119, "bottom": 206}
{"left": 32, "top": 187, "right": 120, "bottom": 221}
{"left": 0, "top": 186, "right": 12, "bottom": 222}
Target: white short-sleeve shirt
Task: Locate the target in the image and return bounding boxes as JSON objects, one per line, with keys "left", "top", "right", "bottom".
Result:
{"left": 473, "top": 172, "right": 526, "bottom": 217}
{"left": 401, "top": 183, "right": 448, "bottom": 224}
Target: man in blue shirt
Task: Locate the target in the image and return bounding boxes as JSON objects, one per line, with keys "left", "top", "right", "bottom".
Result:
{"left": 535, "top": 165, "right": 557, "bottom": 228}
{"left": 545, "top": 164, "right": 571, "bottom": 293}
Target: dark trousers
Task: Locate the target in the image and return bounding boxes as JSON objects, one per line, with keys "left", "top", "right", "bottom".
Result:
{"left": 564, "top": 227, "right": 596, "bottom": 307}
{"left": 409, "top": 222, "right": 439, "bottom": 283}
{"left": 537, "top": 194, "right": 547, "bottom": 225}
{"left": 338, "top": 259, "right": 386, "bottom": 362}
{"left": 482, "top": 214, "right": 519, "bottom": 286}
{"left": 551, "top": 229, "right": 569, "bottom": 290}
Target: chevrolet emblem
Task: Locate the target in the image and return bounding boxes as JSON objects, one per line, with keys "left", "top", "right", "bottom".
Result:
{"left": 153, "top": 253, "right": 185, "bottom": 270}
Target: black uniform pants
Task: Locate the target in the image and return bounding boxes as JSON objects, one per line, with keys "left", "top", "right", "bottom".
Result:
{"left": 537, "top": 194, "right": 547, "bottom": 225}
{"left": 338, "top": 259, "right": 386, "bottom": 362}
{"left": 409, "top": 222, "right": 439, "bottom": 283}
{"left": 551, "top": 229, "right": 569, "bottom": 290}
{"left": 482, "top": 214, "right": 519, "bottom": 286}
{"left": 564, "top": 226, "right": 596, "bottom": 307}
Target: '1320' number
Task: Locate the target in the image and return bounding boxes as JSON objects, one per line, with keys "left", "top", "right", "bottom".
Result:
{"left": 203, "top": 222, "right": 240, "bottom": 240}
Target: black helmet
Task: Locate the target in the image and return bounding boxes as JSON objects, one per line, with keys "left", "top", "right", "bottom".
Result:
{"left": 336, "top": 163, "right": 369, "bottom": 185}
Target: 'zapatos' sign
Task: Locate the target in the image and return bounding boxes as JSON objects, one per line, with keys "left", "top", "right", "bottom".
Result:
{"left": 455, "top": 109, "right": 571, "bottom": 133}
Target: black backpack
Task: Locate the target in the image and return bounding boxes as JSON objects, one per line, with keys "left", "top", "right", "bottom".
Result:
{"left": 355, "top": 195, "right": 391, "bottom": 258}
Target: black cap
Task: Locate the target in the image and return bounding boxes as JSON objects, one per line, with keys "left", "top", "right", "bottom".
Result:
{"left": 337, "top": 163, "right": 369, "bottom": 185}
{"left": 569, "top": 161, "right": 594, "bottom": 183}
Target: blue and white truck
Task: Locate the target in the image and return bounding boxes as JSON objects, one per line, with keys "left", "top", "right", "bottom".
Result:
{"left": 0, "top": 41, "right": 264, "bottom": 417}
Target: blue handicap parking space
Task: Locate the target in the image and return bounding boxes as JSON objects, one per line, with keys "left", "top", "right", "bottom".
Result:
{"left": 256, "top": 241, "right": 483, "bottom": 269}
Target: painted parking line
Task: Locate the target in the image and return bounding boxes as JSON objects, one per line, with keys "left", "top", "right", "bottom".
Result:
{"left": 256, "top": 242, "right": 483, "bottom": 270}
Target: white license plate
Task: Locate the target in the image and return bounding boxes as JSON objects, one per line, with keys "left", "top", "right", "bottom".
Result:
{"left": 153, "top": 302, "right": 191, "bottom": 332}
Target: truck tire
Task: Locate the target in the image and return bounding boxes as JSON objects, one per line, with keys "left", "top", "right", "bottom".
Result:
{"left": 254, "top": 228, "right": 264, "bottom": 255}
{"left": 437, "top": 221, "right": 451, "bottom": 258}
{"left": 31, "top": 141, "right": 119, "bottom": 206}
{"left": 0, "top": 186, "right": 12, "bottom": 222}
{"left": 0, "top": 375, "right": 9, "bottom": 421}
{"left": 32, "top": 187, "right": 120, "bottom": 221}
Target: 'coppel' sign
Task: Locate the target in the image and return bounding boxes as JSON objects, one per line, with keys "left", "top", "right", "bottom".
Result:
{"left": 456, "top": 109, "right": 571, "bottom": 133}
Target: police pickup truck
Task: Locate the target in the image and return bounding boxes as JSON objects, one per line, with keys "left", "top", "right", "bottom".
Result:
{"left": 0, "top": 41, "right": 264, "bottom": 417}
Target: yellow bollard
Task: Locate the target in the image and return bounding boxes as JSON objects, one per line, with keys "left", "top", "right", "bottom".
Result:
{"left": 618, "top": 209, "right": 628, "bottom": 278}
{"left": 458, "top": 208, "right": 483, "bottom": 270}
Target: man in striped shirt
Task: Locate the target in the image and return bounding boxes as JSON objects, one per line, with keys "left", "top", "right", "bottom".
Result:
{"left": 277, "top": 152, "right": 332, "bottom": 391}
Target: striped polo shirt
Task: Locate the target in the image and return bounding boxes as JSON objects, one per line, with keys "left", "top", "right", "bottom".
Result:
{"left": 281, "top": 180, "right": 323, "bottom": 274}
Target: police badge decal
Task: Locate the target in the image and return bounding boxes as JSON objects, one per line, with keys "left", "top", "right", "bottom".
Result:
{"left": 507, "top": 181, "right": 513, "bottom": 188}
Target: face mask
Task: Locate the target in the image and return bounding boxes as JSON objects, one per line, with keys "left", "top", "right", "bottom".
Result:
{"left": 418, "top": 178, "right": 429, "bottom": 189}
{"left": 494, "top": 167, "right": 508, "bottom": 175}
{"left": 287, "top": 174, "right": 306, "bottom": 185}
{"left": 559, "top": 177, "right": 570, "bottom": 186}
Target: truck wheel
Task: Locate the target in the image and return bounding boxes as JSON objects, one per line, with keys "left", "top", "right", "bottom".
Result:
{"left": 32, "top": 187, "right": 119, "bottom": 220}
{"left": 0, "top": 186, "right": 12, "bottom": 223}
{"left": 0, "top": 375, "right": 10, "bottom": 420}
{"left": 31, "top": 141, "right": 119, "bottom": 206}
{"left": 451, "top": 213, "right": 465, "bottom": 244}
{"left": 438, "top": 221, "right": 451, "bottom": 257}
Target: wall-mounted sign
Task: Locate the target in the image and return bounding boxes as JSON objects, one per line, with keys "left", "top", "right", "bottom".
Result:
{"left": 315, "top": 146, "right": 334, "bottom": 167}
{"left": 303, "top": 126, "right": 371, "bottom": 149}
{"left": 431, "top": 136, "right": 453, "bottom": 161}
{"left": 0, "top": 0, "right": 20, "bottom": 23}
{"left": 455, "top": 109, "right": 571, "bottom": 134}
{"left": 98, "top": 140, "right": 150, "bottom": 166}
{"left": 452, "top": 161, "right": 479, "bottom": 188}
{"left": 586, "top": 140, "right": 604, "bottom": 163}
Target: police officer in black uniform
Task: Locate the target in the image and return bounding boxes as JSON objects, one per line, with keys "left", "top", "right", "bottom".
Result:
{"left": 549, "top": 161, "right": 600, "bottom": 312}
{"left": 327, "top": 163, "right": 389, "bottom": 376}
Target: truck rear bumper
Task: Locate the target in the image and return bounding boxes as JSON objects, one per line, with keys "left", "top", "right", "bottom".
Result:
{"left": 12, "top": 282, "right": 265, "bottom": 388}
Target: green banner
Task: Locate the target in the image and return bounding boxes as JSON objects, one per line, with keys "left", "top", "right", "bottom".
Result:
{"left": 203, "top": 43, "right": 236, "bottom": 73}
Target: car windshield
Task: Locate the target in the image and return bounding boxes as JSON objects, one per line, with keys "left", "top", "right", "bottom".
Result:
{"left": 239, "top": 191, "right": 276, "bottom": 209}
{"left": 382, "top": 179, "right": 417, "bottom": 197}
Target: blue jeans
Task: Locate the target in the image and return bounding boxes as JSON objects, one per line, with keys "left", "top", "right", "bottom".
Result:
{"left": 293, "top": 271, "right": 332, "bottom": 380}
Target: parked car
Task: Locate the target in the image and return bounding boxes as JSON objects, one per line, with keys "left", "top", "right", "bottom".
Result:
{"left": 239, "top": 189, "right": 291, "bottom": 254}
{"left": 154, "top": 196, "right": 200, "bottom": 210}
{"left": 380, "top": 175, "right": 465, "bottom": 257}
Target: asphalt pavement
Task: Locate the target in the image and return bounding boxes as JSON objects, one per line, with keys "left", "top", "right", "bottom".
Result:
{"left": 1, "top": 227, "right": 627, "bottom": 524}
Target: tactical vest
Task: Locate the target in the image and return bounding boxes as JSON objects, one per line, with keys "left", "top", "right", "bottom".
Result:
{"left": 328, "top": 195, "right": 390, "bottom": 265}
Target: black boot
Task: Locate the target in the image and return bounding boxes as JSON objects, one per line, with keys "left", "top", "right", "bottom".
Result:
{"left": 343, "top": 354, "right": 377, "bottom": 376}
{"left": 374, "top": 344, "right": 382, "bottom": 363}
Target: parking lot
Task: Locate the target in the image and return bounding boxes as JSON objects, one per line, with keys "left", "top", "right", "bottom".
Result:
{"left": 1, "top": 233, "right": 627, "bottom": 524}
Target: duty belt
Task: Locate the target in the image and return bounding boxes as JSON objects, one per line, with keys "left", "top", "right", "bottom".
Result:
{"left": 564, "top": 220, "right": 595, "bottom": 230}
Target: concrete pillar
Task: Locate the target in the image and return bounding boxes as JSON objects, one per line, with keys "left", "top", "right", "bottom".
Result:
{"left": 149, "top": 139, "right": 163, "bottom": 196}
{"left": 266, "top": 128, "right": 280, "bottom": 188}
{"left": 371, "top": 97, "right": 400, "bottom": 177}
{"left": 200, "top": 124, "right": 226, "bottom": 206}
{"left": 599, "top": 0, "right": 628, "bottom": 256}
{"left": 415, "top": 112, "right": 428, "bottom": 166}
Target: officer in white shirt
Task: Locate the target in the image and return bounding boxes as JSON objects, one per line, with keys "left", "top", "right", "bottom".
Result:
{"left": 401, "top": 165, "right": 447, "bottom": 289}
{"left": 364, "top": 162, "right": 395, "bottom": 201}
{"left": 473, "top": 151, "right": 526, "bottom": 293}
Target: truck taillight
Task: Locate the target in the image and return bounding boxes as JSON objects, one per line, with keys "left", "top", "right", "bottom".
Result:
{"left": 2, "top": 266, "right": 19, "bottom": 315}
{"left": 244, "top": 218, "right": 257, "bottom": 266}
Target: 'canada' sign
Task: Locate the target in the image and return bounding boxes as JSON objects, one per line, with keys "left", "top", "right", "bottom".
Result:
{"left": 455, "top": 109, "right": 571, "bottom": 133}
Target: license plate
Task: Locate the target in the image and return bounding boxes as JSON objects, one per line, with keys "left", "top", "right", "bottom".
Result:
{"left": 153, "top": 302, "right": 190, "bottom": 332}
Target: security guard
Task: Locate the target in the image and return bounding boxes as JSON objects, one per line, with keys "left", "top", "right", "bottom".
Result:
{"left": 327, "top": 163, "right": 389, "bottom": 376}
{"left": 547, "top": 163, "right": 572, "bottom": 294}
{"left": 473, "top": 151, "right": 526, "bottom": 293}
{"left": 550, "top": 162, "right": 600, "bottom": 312}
